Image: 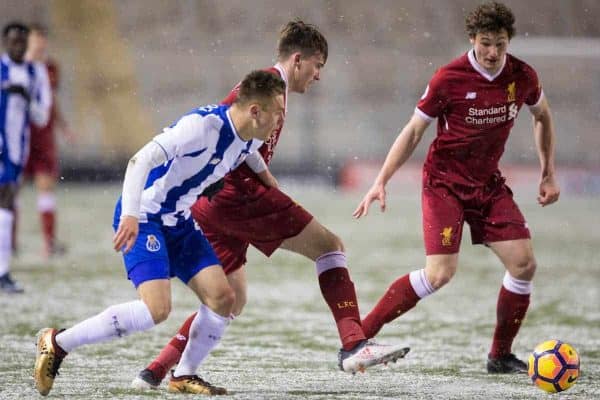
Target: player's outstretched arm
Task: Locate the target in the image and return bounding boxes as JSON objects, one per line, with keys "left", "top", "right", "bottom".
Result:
{"left": 531, "top": 97, "right": 560, "bottom": 206}
{"left": 116, "top": 141, "right": 170, "bottom": 252}
{"left": 353, "top": 114, "right": 429, "bottom": 219}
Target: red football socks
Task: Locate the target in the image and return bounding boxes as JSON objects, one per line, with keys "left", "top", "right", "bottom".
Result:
{"left": 361, "top": 274, "right": 421, "bottom": 339}
{"left": 490, "top": 286, "right": 530, "bottom": 358}
{"left": 41, "top": 211, "right": 55, "bottom": 252}
{"left": 318, "top": 267, "right": 366, "bottom": 351}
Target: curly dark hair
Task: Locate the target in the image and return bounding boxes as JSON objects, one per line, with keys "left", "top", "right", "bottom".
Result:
{"left": 277, "top": 19, "right": 328, "bottom": 63}
{"left": 465, "top": 2, "right": 515, "bottom": 39}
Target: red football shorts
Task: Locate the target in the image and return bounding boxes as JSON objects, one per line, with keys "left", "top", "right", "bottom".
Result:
{"left": 191, "top": 185, "right": 313, "bottom": 274}
{"left": 24, "top": 122, "right": 58, "bottom": 177}
{"left": 421, "top": 172, "right": 530, "bottom": 255}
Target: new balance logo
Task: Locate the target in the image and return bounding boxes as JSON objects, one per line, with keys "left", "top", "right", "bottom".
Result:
{"left": 507, "top": 103, "right": 518, "bottom": 120}
{"left": 175, "top": 334, "right": 187, "bottom": 341}
{"left": 465, "top": 92, "right": 477, "bottom": 99}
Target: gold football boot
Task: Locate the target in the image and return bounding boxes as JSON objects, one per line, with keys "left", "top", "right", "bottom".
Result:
{"left": 168, "top": 374, "right": 227, "bottom": 395}
{"left": 34, "top": 328, "right": 67, "bottom": 396}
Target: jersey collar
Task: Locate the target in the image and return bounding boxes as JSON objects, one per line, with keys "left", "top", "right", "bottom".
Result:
{"left": 225, "top": 107, "right": 247, "bottom": 142}
{"left": 1, "top": 53, "right": 23, "bottom": 66}
{"left": 273, "top": 63, "right": 288, "bottom": 112}
{"left": 467, "top": 49, "right": 506, "bottom": 82}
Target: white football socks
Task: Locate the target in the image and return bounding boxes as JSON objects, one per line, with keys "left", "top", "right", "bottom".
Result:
{"left": 409, "top": 269, "right": 436, "bottom": 299}
{"left": 503, "top": 271, "right": 532, "bottom": 295}
{"left": 55, "top": 300, "right": 154, "bottom": 353}
{"left": 0, "top": 208, "right": 14, "bottom": 276}
{"left": 37, "top": 192, "right": 57, "bottom": 213}
{"left": 173, "top": 304, "right": 230, "bottom": 377}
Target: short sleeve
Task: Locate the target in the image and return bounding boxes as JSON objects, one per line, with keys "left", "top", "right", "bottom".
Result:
{"left": 524, "top": 65, "right": 543, "bottom": 107}
{"left": 416, "top": 70, "right": 448, "bottom": 121}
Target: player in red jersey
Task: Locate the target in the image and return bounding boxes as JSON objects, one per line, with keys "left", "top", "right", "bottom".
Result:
{"left": 131, "top": 20, "right": 408, "bottom": 390}
{"left": 354, "top": 2, "right": 559, "bottom": 374}
{"left": 23, "top": 24, "right": 74, "bottom": 257}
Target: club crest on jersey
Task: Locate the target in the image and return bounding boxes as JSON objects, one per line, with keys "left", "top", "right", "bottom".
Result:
{"left": 507, "top": 82, "right": 516, "bottom": 102}
{"left": 441, "top": 227, "right": 453, "bottom": 247}
{"left": 146, "top": 235, "right": 161, "bottom": 252}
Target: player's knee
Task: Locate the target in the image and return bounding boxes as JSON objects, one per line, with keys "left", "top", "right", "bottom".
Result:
{"left": 208, "top": 287, "right": 236, "bottom": 316}
{"left": 231, "top": 293, "right": 247, "bottom": 317}
{"left": 146, "top": 301, "right": 172, "bottom": 324}
{"left": 321, "top": 231, "right": 345, "bottom": 253}
{"left": 426, "top": 267, "right": 456, "bottom": 289}
{"left": 512, "top": 257, "right": 537, "bottom": 280}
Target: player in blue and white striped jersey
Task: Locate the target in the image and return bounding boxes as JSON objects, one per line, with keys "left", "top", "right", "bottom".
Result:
{"left": 34, "top": 70, "right": 285, "bottom": 396}
{"left": 0, "top": 22, "right": 51, "bottom": 294}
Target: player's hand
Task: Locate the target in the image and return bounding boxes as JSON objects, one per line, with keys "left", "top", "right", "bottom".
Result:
{"left": 537, "top": 175, "right": 560, "bottom": 206}
{"left": 353, "top": 183, "right": 387, "bottom": 219}
{"left": 113, "top": 215, "right": 139, "bottom": 253}
{"left": 4, "top": 84, "right": 30, "bottom": 103}
{"left": 257, "top": 169, "right": 279, "bottom": 189}
{"left": 60, "top": 125, "right": 77, "bottom": 145}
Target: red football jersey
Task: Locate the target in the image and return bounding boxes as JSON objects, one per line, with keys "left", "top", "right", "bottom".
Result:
{"left": 220, "top": 65, "right": 288, "bottom": 193}
{"left": 416, "top": 50, "right": 542, "bottom": 186}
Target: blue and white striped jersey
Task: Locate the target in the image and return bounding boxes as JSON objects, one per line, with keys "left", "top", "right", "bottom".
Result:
{"left": 121, "top": 104, "right": 263, "bottom": 227}
{"left": 0, "top": 53, "right": 51, "bottom": 182}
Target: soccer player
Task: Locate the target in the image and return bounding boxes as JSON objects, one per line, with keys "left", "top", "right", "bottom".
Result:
{"left": 0, "top": 22, "right": 51, "bottom": 294}
{"left": 34, "top": 70, "right": 286, "bottom": 396}
{"left": 132, "top": 20, "right": 408, "bottom": 389}
{"left": 353, "top": 1, "right": 559, "bottom": 374}
{"left": 23, "top": 23, "right": 74, "bottom": 257}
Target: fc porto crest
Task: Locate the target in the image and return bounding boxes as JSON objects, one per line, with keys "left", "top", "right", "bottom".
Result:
{"left": 146, "top": 234, "right": 161, "bottom": 252}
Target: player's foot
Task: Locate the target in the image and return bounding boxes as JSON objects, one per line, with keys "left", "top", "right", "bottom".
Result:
{"left": 34, "top": 328, "right": 67, "bottom": 396}
{"left": 487, "top": 353, "right": 527, "bottom": 374}
{"left": 131, "top": 368, "right": 162, "bottom": 390}
{"left": 45, "top": 241, "right": 67, "bottom": 258}
{"left": 0, "top": 272, "right": 24, "bottom": 294}
{"left": 338, "top": 340, "right": 410, "bottom": 374}
{"left": 168, "top": 373, "right": 227, "bottom": 395}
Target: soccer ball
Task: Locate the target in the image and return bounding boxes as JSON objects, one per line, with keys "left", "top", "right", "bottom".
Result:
{"left": 528, "top": 339, "right": 580, "bottom": 393}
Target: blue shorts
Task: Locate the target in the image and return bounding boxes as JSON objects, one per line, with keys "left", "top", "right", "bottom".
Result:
{"left": 0, "top": 159, "right": 22, "bottom": 184}
{"left": 112, "top": 213, "right": 221, "bottom": 288}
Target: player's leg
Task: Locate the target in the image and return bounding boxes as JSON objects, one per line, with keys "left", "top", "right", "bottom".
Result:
{"left": 34, "top": 278, "right": 165, "bottom": 395}
{"left": 486, "top": 239, "right": 535, "bottom": 373}
{"left": 165, "top": 224, "right": 233, "bottom": 394}
{"left": 361, "top": 253, "right": 458, "bottom": 338}
{"left": 167, "top": 267, "right": 232, "bottom": 395}
{"left": 280, "top": 219, "right": 367, "bottom": 349}
{"left": 132, "top": 228, "right": 248, "bottom": 390}
{"left": 472, "top": 180, "right": 533, "bottom": 373}
{"left": 34, "top": 171, "right": 63, "bottom": 257}
{"left": 280, "top": 219, "right": 410, "bottom": 373}
{"left": 0, "top": 183, "right": 23, "bottom": 293}
{"left": 361, "top": 177, "right": 464, "bottom": 338}
{"left": 34, "top": 219, "right": 171, "bottom": 395}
